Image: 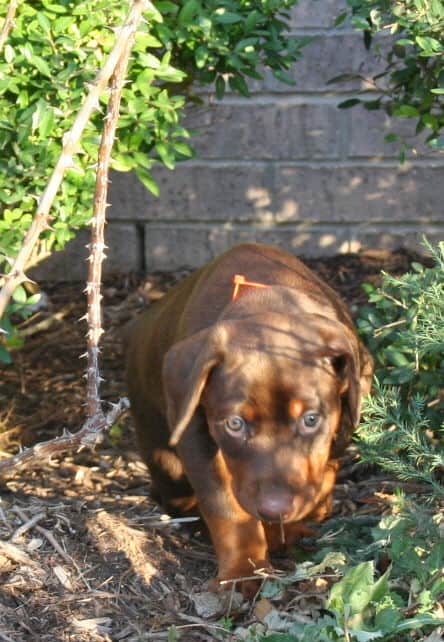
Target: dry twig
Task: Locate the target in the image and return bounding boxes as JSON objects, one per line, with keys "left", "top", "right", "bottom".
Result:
{"left": 12, "top": 505, "right": 72, "bottom": 564}
{"left": 0, "top": 539, "right": 36, "bottom": 566}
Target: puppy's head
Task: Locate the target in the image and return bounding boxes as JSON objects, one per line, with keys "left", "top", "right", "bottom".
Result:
{"left": 163, "top": 313, "right": 363, "bottom": 523}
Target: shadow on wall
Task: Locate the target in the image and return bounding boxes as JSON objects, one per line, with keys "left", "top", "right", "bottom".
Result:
{"left": 29, "top": 163, "right": 443, "bottom": 281}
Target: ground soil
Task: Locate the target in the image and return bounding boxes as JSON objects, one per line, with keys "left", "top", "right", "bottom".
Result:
{"left": 0, "top": 249, "right": 429, "bottom": 641}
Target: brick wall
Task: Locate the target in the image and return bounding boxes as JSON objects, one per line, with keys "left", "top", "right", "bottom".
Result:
{"left": 33, "top": 0, "right": 444, "bottom": 279}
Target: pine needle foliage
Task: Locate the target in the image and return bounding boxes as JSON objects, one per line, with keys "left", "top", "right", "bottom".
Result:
{"left": 356, "top": 240, "right": 444, "bottom": 497}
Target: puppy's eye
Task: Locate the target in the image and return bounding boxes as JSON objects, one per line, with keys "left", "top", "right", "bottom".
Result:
{"left": 300, "top": 411, "right": 321, "bottom": 434}
{"left": 224, "top": 415, "right": 246, "bottom": 436}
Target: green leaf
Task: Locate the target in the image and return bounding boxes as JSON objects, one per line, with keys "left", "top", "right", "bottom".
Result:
{"left": 172, "top": 141, "right": 194, "bottom": 158}
{"left": 4, "top": 44, "right": 14, "bottom": 63}
{"left": 245, "top": 10, "right": 261, "bottom": 32}
{"left": 384, "top": 133, "right": 399, "bottom": 143}
{"left": 415, "top": 36, "right": 443, "bottom": 53}
{"left": 12, "top": 285, "right": 27, "bottom": 304}
{"left": 392, "top": 105, "right": 420, "bottom": 118}
{"left": 338, "top": 98, "right": 362, "bottom": 109}
{"left": 228, "top": 74, "right": 250, "bottom": 96}
{"left": 178, "top": 0, "right": 200, "bottom": 25}
{"left": 272, "top": 69, "right": 296, "bottom": 86}
{"left": 39, "top": 107, "right": 55, "bottom": 139}
{"left": 351, "top": 16, "right": 370, "bottom": 30}
{"left": 327, "top": 561, "right": 390, "bottom": 623}
{"left": 36, "top": 11, "right": 52, "bottom": 33}
{"left": 334, "top": 12, "right": 348, "bottom": 27}
{"left": 136, "top": 169, "right": 160, "bottom": 197}
{"left": 155, "top": 141, "right": 175, "bottom": 169}
{"left": 395, "top": 615, "right": 444, "bottom": 632}
{"left": 0, "top": 345, "right": 13, "bottom": 364}
{"left": 384, "top": 348, "right": 410, "bottom": 367}
{"left": 214, "top": 10, "right": 243, "bottom": 24}
{"left": 215, "top": 75, "right": 225, "bottom": 100}
{"left": 194, "top": 46, "right": 208, "bottom": 69}
{"left": 429, "top": 136, "right": 444, "bottom": 149}
{"left": 328, "top": 73, "right": 362, "bottom": 84}
{"left": 29, "top": 54, "right": 52, "bottom": 78}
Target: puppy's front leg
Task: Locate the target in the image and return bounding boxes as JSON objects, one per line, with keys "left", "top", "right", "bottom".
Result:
{"left": 177, "top": 416, "right": 269, "bottom": 597}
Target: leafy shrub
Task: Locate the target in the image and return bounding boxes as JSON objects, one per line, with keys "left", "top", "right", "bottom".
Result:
{"left": 356, "top": 241, "right": 444, "bottom": 496}
{"left": 0, "top": 0, "right": 306, "bottom": 277}
{"left": 250, "top": 499, "right": 444, "bottom": 642}
{"left": 335, "top": 0, "right": 444, "bottom": 154}
{"left": 225, "top": 501, "right": 440, "bottom": 641}
{"left": 0, "top": 0, "right": 307, "bottom": 360}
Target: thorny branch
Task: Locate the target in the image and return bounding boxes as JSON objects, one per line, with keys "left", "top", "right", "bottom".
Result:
{"left": 0, "top": 0, "right": 152, "bottom": 320}
{"left": 85, "top": 28, "right": 136, "bottom": 419}
{"left": 0, "top": 1, "right": 153, "bottom": 472}
{"left": 0, "top": 399, "right": 129, "bottom": 472}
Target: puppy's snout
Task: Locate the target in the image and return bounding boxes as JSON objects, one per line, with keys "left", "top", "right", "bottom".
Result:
{"left": 256, "top": 487, "right": 294, "bottom": 522}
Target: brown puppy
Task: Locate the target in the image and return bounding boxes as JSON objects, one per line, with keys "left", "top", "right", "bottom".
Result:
{"left": 126, "top": 243, "right": 373, "bottom": 596}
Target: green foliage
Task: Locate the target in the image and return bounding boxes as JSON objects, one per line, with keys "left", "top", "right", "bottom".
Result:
{"left": 156, "top": 0, "right": 309, "bottom": 98}
{"left": 0, "top": 0, "right": 306, "bottom": 360}
{"left": 0, "top": 0, "right": 305, "bottom": 266}
{"left": 335, "top": 0, "right": 444, "bottom": 151}
{"left": 0, "top": 284, "right": 40, "bottom": 363}
{"left": 255, "top": 503, "right": 444, "bottom": 642}
{"left": 0, "top": 0, "right": 185, "bottom": 267}
{"left": 356, "top": 240, "right": 444, "bottom": 495}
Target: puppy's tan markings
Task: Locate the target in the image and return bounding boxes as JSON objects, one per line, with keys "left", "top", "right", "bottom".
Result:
{"left": 288, "top": 399, "right": 304, "bottom": 419}
{"left": 241, "top": 404, "right": 256, "bottom": 423}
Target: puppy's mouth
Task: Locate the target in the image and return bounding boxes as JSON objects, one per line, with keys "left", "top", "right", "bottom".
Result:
{"left": 240, "top": 488, "right": 318, "bottom": 524}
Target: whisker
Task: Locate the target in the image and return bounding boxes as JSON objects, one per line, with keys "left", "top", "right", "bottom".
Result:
{"left": 280, "top": 515, "right": 286, "bottom": 545}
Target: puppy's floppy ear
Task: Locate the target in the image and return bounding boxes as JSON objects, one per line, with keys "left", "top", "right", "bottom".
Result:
{"left": 163, "top": 325, "right": 228, "bottom": 446}
{"left": 332, "top": 341, "right": 373, "bottom": 455}
{"left": 312, "top": 316, "right": 366, "bottom": 456}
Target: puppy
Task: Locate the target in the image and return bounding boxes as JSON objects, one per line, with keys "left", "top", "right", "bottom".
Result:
{"left": 126, "top": 243, "right": 373, "bottom": 596}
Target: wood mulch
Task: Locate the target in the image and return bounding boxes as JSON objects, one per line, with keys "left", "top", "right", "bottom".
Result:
{"left": 0, "top": 248, "right": 429, "bottom": 641}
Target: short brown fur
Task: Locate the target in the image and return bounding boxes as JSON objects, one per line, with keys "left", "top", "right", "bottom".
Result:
{"left": 126, "top": 243, "right": 373, "bottom": 596}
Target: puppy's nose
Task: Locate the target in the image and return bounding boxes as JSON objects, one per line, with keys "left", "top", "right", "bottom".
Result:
{"left": 256, "top": 489, "right": 294, "bottom": 522}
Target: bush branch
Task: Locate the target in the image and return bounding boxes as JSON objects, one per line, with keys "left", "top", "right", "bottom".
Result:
{"left": 0, "top": 0, "right": 18, "bottom": 53}
{"left": 0, "top": 0, "right": 151, "bottom": 320}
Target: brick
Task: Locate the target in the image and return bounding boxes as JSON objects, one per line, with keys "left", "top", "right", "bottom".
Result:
{"left": 273, "top": 165, "right": 444, "bottom": 223}
{"left": 184, "top": 102, "right": 341, "bottom": 160}
{"left": 262, "top": 33, "right": 389, "bottom": 93}
{"left": 110, "top": 164, "right": 444, "bottom": 227}
{"left": 290, "top": 0, "right": 347, "bottom": 29}
{"left": 143, "top": 223, "right": 352, "bottom": 271}
{"left": 346, "top": 107, "right": 438, "bottom": 158}
{"left": 30, "top": 223, "right": 141, "bottom": 281}
{"left": 349, "top": 225, "right": 444, "bottom": 253}
{"left": 108, "top": 166, "right": 275, "bottom": 223}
